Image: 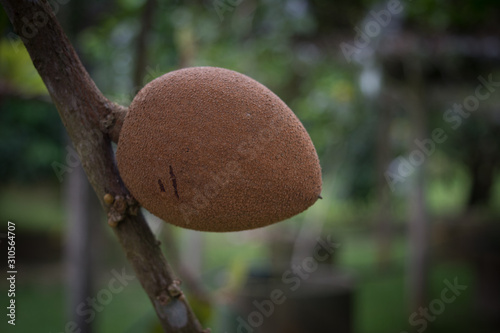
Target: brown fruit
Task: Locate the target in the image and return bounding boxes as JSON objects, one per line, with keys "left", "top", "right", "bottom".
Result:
{"left": 116, "top": 67, "right": 321, "bottom": 232}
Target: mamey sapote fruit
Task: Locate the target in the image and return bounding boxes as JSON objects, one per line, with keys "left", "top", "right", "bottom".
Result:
{"left": 116, "top": 67, "right": 321, "bottom": 232}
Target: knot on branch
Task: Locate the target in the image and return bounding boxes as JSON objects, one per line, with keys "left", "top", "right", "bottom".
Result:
{"left": 104, "top": 193, "right": 139, "bottom": 227}
{"left": 155, "top": 280, "right": 184, "bottom": 306}
{"left": 156, "top": 291, "right": 171, "bottom": 306}
{"left": 167, "top": 279, "right": 184, "bottom": 299}
{"left": 100, "top": 112, "right": 115, "bottom": 132}
{"left": 101, "top": 103, "right": 128, "bottom": 143}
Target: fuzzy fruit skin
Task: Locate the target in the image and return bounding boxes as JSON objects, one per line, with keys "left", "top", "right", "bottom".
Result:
{"left": 116, "top": 66, "right": 321, "bottom": 232}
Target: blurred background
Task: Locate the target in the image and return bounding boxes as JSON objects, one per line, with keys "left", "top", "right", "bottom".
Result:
{"left": 1, "top": 0, "right": 500, "bottom": 332}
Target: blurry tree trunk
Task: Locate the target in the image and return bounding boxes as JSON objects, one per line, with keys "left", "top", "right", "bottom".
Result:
{"left": 406, "top": 58, "right": 429, "bottom": 310}
{"left": 1, "top": 1, "right": 204, "bottom": 332}
{"left": 359, "top": 59, "right": 391, "bottom": 271}
{"left": 65, "top": 162, "right": 92, "bottom": 333}
{"left": 174, "top": 13, "right": 196, "bottom": 69}
{"left": 466, "top": 153, "right": 496, "bottom": 208}
{"left": 375, "top": 101, "right": 392, "bottom": 271}
{"left": 133, "top": 0, "right": 156, "bottom": 90}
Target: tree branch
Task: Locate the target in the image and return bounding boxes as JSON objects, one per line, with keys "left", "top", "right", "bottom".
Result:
{"left": 0, "top": 1, "right": 205, "bottom": 331}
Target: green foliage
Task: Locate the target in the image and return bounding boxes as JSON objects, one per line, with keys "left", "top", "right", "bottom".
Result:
{"left": 404, "top": 0, "right": 500, "bottom": 32}
{"left": 0, "top": 99, "right": 64, "bottom": 183}
{"left": 0, "top": 38, "right": 48, "bottom": 95}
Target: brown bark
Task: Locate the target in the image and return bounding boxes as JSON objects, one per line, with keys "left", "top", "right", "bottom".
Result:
{"left": 0, "top": 1, "right": 205, "bottom": 331}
